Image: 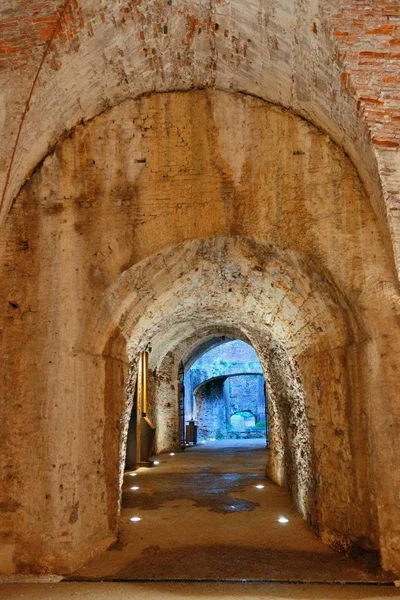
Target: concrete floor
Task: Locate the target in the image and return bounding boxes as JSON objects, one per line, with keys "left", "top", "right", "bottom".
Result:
{"left": 1, "top": 582, "right": 399, "bottom": 600}
{"left": 70, "top": 440, "right": 388, "bottom": 582}
{"left": 3, "top": 441, "right": 399, "bottom": 599}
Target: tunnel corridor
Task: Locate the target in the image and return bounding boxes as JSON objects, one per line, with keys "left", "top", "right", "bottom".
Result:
{"left": 1, "top": 88, "right": 400, "bottom": 591}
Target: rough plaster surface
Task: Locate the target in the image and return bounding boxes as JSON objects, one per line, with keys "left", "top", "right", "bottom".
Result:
{"left": 0, "top": 90, "right": 399, "bottom": 577}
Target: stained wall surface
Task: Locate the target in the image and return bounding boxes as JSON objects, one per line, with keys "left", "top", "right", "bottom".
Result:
{"left": 0, "top": 90, "right": 399, "bottom": 577}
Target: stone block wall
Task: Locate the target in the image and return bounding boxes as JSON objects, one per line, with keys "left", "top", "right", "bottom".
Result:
{"left": 226, "top": 375, "right": 266, "bottom": 424}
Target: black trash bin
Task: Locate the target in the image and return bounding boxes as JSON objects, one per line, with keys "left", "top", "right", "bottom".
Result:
{"left": 186, "top": 420, "right": 198, "bottom": 445}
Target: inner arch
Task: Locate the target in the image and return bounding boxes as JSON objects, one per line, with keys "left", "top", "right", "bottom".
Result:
{"left": 98, "top": 235, "right": 365, "bottom": 547}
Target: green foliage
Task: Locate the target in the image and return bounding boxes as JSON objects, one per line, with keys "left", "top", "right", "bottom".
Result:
{"left": 236, "top": 410, "right": 254, "bottom": 418}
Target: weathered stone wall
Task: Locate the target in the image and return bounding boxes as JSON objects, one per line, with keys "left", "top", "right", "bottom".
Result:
{"left": 193, "top": 374, "right": 266, "bottom": 439}
{"left": 150, "top": 351, "right": 181, "bottom": 453}
{"left": 226, "top": 374, "right": 265, "bottom": 423}
{"left": 194, "top": 379, "right": 225, "bottom": 439}
{"left": 0, "top": 90, "right": 399, "bottom": 576}
{"left": 183, "top": 339, "right": 263, "bottom": 429}
{"left": 192, "top": 340, "right": 262, "bottom": 376}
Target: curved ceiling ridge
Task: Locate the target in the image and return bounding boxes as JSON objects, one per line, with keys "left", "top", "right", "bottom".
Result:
{"left": 81, "top": 235, "right": 355, "bottom": 359}
{"left": 1, "top": 0, "right": 399, "bottom": 273}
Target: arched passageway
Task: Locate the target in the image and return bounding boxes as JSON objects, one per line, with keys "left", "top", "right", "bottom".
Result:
{"left": 192, "top": 373, "right": 267, "bottom": 443}
{"left": 184, "top": 339, "right": 267, "bottom": 443}
{"left": 0, "top": 89, "right": 399, "bottom": 578}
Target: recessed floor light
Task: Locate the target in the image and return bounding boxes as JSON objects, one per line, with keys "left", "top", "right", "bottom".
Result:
{"left": 255, "top": 484, "right": 265, "bottom": 489}
{"left": 278, "top": 516, "right": 289, "bottom": 524}
{"left": 130, "top": 516, "right": 141, "bottom": 522}
{"left": 153, "top": 461, "right": 160, "bottom": 465}
{"left": 131, "top": 486, "right": 139, "bottom": 491}
{"left": 130, "top": 473, "right": 137, "bottom": 477}
{"left": 169, "top": 452, "right": 175, "bottom": 456}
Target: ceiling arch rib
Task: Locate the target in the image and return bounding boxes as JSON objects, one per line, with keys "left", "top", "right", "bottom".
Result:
{"left": 1, "top": 0, "right": 399, "bottom": 272}
{"left": 81, "top": 236, "right": 354, "bottom": 361}
{"left": 193, "top": 373, "right": 264, "bottom": 396}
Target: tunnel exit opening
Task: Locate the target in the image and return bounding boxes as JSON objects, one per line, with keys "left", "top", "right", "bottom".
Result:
{"left": 181, "top": 339, "right": 268, "bottom": 448}
{"left": 124, "top": 338, "right": 269, "bottom": 471}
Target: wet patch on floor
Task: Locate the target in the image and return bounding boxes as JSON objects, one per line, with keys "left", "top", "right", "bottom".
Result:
{"left": 70, "top": 442, "right": 389, "bottom": 585}
{"left": 122, "top": 472, "right": 261, "bottom": 513}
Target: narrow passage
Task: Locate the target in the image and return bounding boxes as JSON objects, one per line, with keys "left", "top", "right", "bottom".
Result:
{"left": 71, "top": 441, "right": 384, "bottom": 582}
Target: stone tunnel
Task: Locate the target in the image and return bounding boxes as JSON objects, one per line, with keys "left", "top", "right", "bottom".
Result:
{"left": 0, "top": 0, "right": 400, "bottom": 590}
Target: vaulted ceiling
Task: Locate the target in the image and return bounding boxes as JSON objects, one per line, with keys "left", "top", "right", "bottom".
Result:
{"left": 1, "top": 0, "right": 399, "bottom": 271}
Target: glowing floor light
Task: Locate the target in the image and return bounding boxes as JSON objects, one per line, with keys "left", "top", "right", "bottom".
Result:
{"left": 131, "top": 486, "right": 139, "bottom": 491}
{"left": 130, "top": 516, "right": 141, "bottom": 522}
{"left": 130, "top": 473, "right": 137, "bottom": 477}
{"left": 153, "top": 461, "right": 160, "bottom": 465}
{"left": 255, "top": 484, "right": 265, "bottom": 489}
{"left": 278, "top": 516, "right": 289, "bottom": 524}
{"left": 169, "top": 452, "right": 175, "bottom": 456}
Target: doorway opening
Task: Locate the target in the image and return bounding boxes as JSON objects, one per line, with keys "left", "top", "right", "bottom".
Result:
{"left": 73, "top": 306, "right": 386, "bottom": 585}
{"left": 72, "top": 321, "right": 385, "bottom": 584}
{"left": 182, "top": 339, "right": 268, "bottom": 446}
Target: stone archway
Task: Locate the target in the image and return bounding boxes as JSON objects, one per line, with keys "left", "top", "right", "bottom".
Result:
{"left": 2, "top": 0, "right": 399, "bottom": 280}
{"left": 1, "top": 89, "right": 400, "bottom": 576}
{"left": 98, "top": 235, "right": 363, "bottom": 549}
